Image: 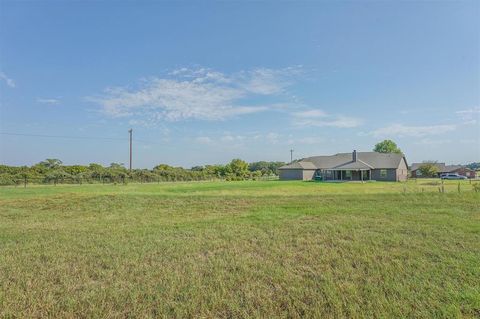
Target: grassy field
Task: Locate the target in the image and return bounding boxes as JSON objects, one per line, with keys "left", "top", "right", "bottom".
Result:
{"left": 1, "top": 180, "right": 479, "bottom": 318}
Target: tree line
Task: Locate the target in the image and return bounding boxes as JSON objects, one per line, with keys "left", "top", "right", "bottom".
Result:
{"left": 0, "top": 159, "right": 286, "bottom": 186}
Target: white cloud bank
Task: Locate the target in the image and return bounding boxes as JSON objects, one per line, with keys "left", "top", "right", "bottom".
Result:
{"left": 456, "top": 106, "right": 480, "bottom": 124}
{"left": 0, "top": 72, "right": 15, "bottom": 88}
{"left": 370, "top": 124, "right": 456, "bottom": 138}
{"left": 292, "top": 109, "right": 362, "bottom": 128}
{"left": 194, "top": 132, "right": 326, "bottom": 147}
{"left": 90, "top": 67, "right": 301, "bottom": 122}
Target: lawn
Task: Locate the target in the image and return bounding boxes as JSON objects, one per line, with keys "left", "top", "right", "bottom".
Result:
{"left": 1, "top": 180, "right": 479, "bottom": 318}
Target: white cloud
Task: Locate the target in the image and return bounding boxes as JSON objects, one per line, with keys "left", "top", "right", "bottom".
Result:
{"left": 295, "top": 136, "right": 325, "bottom": 144}
{"left": 0, "top": 72, "right": 15, "bottom": 88}
{"left": 370, "top": 124, "right": 456, "bottom": 138}
{"left": 193, "top": 131, "right": 326, "bottom": 148}
{"left": 292, "top": 109, "right": 362, "bottom": 128}
{"left": 195, "top": 136, "right": 213, "bottom": 144}
{"left": 221, "top": 135, "right": 235, "bottom": 142}
{"left": 294, "top": 109, "right": 328, "bottom": 118}
{"left": 90, "top": 67, "right": 300, "bottom": 123}
{"left": 414, "top": 138, "right": 452, "bottom": 146}
{"left": 37, "top": 98, "right": 60, "bottom": 105}
{"left": 456, "top": 107, "right": 479, "bottom": 124}
{"left": 266, "top": 132, "right": 280, "bottom": 142}
{"left": 239, "top": 66, "right": 301, "bottom": 95}
{"left": 299, "top": 116, "right": 363, "bottom": 128}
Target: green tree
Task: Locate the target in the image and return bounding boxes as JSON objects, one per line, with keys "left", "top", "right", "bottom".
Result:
{"left": 204, "top": 165, "right": 225, "bottom": 178}
{"left": 418, "top": 162, "right": 439, "bottom": 178}
{"left": 249, "top": 161, "right": 286, "bottom": 175}
{"left": 106, "top": 163, "right": 128, "bottom": 183}
{"left": 109, "top": 163, "right": 125, "bottom": 170}
{"left": 373, "top": 140, "right": 402, "bottom": 154}
{"left": 225, "top": 159, "right": 249, "bottom": 180}
{"left": 63, "top": 165, "right": 88, "bottom": 176}
{"left": 88, "top": 163, "right": 106, "bottom": 182}
{"left": 44, "top": 169, "right": 70, "bottom": 185}
{"left": 153, "top": 164, "right": 174, "bottom": 171}
{"left": 39, "top": 158, "right": 63, "bottom": 170}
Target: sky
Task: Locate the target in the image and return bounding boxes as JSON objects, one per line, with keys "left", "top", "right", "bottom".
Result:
{"left": 0, "top": 1, "right": 479, "bottom": 168}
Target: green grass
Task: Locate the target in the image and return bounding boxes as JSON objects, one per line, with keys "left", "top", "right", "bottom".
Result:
{"left": 1, "top": 180, "right": 479, "bottom": 318}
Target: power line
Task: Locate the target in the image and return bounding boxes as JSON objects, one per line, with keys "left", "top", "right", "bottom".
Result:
{"left": 0, "top": 132, "right": 175, "bottom": 151}
{"left": 0, "top": 132, "right": 162, "bottom": 144}
{"left": 0, "top": 132, "right": 127, "bottom": 141}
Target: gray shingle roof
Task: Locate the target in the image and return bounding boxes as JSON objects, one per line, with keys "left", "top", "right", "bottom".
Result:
{"left": 279, "top": 161, "right": 317, "bottom": 170}
{"left": 279, "top": 152, "right": 405, "bottom": 170}
{"left": 444, "top": 165, "right": 468, "bottom": 172}
{"left": 333, "top": 159, "right": 373, "bottom": 170}
{"left": 410, "top": 162, "right": 446, "bottom": 171}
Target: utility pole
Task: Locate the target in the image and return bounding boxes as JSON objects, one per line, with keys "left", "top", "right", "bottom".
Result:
{"left": 290, "top": 149, "right": 294, "bottom": 163}
{"left": 128, "top": 129, "right": 133, "bottom": 171}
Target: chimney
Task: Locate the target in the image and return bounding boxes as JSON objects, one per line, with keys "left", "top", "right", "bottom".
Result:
{"left": 353, "top": 150, "right": 357, "bottom": 162}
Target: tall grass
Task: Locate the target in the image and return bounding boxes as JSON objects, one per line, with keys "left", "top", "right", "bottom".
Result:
{"left": 1, "top": 181, "right": 479, "bottom": 318}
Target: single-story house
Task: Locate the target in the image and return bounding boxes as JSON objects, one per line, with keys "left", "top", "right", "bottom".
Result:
{"left": 410, "top": 163, "right": 476, "bottom": 178}
{"left": 279, "top": 150, "right": 408, "bottom": 181}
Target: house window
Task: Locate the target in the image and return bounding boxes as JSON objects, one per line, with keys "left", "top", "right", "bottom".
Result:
{"left": 380, "top": 169, "right": 387, "bottom": 178}
{"left": 416, "top": 170, "right": 422, "bottom": 176}
{"left": 345, "top": 170, "right": 352, "bottom": 179}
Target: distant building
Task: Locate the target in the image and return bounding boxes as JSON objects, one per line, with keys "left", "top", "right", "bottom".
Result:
{"left": 410, "top": 163, "right": 476, "bottom": 178}
{"left": 279, "top": 151, "right": 408, "bottom": 182}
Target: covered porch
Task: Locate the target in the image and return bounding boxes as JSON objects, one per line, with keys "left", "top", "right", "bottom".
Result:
{"left": 315, "top": 169, "right": 371, "bottom": 181}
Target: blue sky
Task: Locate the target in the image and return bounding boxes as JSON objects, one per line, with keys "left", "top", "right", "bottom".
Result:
{"left": 0, "top": 1, "right": 479, "bottom": 168}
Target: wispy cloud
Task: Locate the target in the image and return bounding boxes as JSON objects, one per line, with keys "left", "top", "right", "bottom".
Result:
{"left": 414, "top": 138, "right": 452, "bottom": 146}
{"left": 37, "top": 98, "right": 60, "bottom": 105}
{"left": 195, "top": 136, "right": 213, "bottom": 144}
{"left": 294, "top": 109, "right": 328, "bottom": 118}
{"left": 456, "top": 106, "right": 479, "bottom": 124}
{"left": 89, "top": 67, "right": 301, "bottom": 123}
{"left": 194, "top": 131, "right": 325, "bottom": 147}
{"left": 238, "top": 66, "right": 302, "bottom": 95}
{"left": 295, "top": 136, "right": 326, "bottom": 144}
{"left": 292, "top": 109, "right": 362, "bottom": 128}
{"left": 370, "top": 124, "right": 456, "bottom": 138}
{"left": 0, "top": 72, "right": 15, "bottom": 88}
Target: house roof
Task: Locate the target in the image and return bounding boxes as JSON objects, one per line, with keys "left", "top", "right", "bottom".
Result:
{"left": 410, "top": 163, "right": 470, "bottom": 173}
{"left": 333, "top": 160, "right": 373, "bottom": 170}
{"left": 279, "top": 152, "right": 405, "bottom": 170}
{"left": 444, "top": 165, "right": 471, "bottom": 172}
{"left": 280, "top": 161, "right": 317, "bottom": 170}
{"left": 410, "top": 163, "right": 446, "bottom": 171}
